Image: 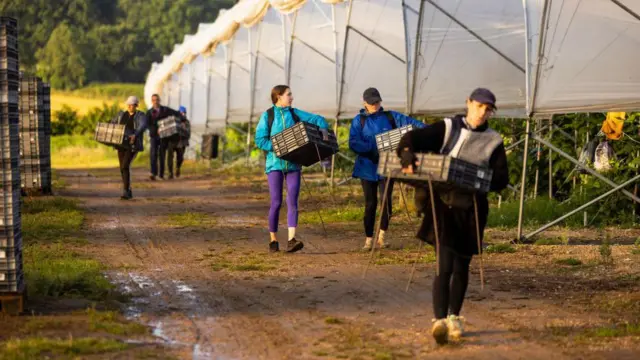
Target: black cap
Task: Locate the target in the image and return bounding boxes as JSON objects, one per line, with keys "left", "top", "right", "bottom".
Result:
{"left": 363, "top": 87, "right": 382, "bottom": 105}
{"left": 469, "top": 88, "right": 497, "bottom": 110}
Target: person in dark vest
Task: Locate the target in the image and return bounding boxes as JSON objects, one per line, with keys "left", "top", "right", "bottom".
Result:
{"left": 165, "top": 105, "right": 190, "bottom": 179}
{"left": 349, "top": 87, "right": 425, "bottom": 250}
{"left": 254, "top": 85, "right": 329, "bottom": 253}
{"left": 397, "top": 88, "right": 509, "bottom": 344}
{"left": 111, "top": 96, "right": 148, "bottom": 200}
{"left": 146, "top": 94, "right": 181, "bottom": 180}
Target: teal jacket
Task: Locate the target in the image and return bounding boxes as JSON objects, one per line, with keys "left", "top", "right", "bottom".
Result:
{"left": 255, "top": 105, "right": 329, "bottom": 174}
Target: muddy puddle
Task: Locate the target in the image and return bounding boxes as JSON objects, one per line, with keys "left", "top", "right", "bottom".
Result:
{"left": 109, "top": 271, "right": 226, "bottom": 360}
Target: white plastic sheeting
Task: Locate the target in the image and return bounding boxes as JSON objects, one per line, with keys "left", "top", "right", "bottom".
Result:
{"left": 144, "top": 0, "right": 640, "bottom": 127}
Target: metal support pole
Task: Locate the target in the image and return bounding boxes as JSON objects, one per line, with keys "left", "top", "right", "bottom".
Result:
{"left": 524, "top": 174, "right": 640, "bottom": 240}
{"left": 534, "top": 119, "right": 541, "bottom": 198}
{"left": 532, "top": 134, "right": 640, "bottom": 204}
{"left": 548, "top": 117, "right": 553, "bottom": 199}
{"left": 516, "top": 118, "right": 531, "bottom": 241}
{"left": 505, "top": 124, "right": 549, "bottom": 153}
{"left": 330, "top": 119, "right": 339, "bottom": 188}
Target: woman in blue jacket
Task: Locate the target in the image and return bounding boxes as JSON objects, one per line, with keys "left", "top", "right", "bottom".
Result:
{"left": 255, "top": 85, "right": 329, "bottom": 253}
{"left": 349, "top": 88, "right": 426, "bottom": 250}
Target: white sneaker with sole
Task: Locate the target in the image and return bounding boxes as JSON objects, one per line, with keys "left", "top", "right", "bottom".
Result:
{"left": 431, "top": 318, "right": 448, "bottom": 345}
{"left": 362, "top": 238, "right": 373, "bottom": 250}
{"left": 446, "top": 315, "right": 464, "bottom": 340}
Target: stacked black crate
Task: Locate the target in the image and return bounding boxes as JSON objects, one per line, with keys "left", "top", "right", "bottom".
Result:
{"left": 40, "top": 82, "right": 51, "bottom": 193}
{"left": 19, "top": 75, "right": 50, "bottom": 194}
{"left": 0, "top": 16, "right": 23, "bottom": 293}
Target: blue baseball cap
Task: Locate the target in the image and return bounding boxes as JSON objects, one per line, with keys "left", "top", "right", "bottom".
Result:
{"left": 179, "top": 106, "right": 187, "bottom": 113}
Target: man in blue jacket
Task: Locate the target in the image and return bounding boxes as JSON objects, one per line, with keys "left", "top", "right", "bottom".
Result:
{"left": 349, "top": 88, "right": 425, "bottom": 250}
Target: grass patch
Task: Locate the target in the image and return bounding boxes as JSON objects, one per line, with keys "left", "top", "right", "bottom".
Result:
{"left": 325, "top": 317, "right": 345, "bottom": 325}
{"left": 87, "top": 308, "right": 148, "bottom": 335}
{"left": 374, "top": 249, "right": 436, "bottom": 266}
{"left": 299, "top": 205, "right": 363, "bottom": 224}
{"left": 24, "top": 245, "right": 115, "bottom": 300}
{"left": 583, "top": 323, "right": 640, "bottom": 338}
{"left": 22, "top": 197, "right": 84, "bottom": 243}
{"left": 314, "top": 323, "right": 414, "bottom": 359}
{"left": 0, "top": 337, "right": 128, "bottom": 360}
{"left": 210, "top": 253, "right": 279, "bottom": 272}
{"left": 21, "top": 309, "right": 148, "bottom": 337}
{"left": 166, "top": 212, "right": 216, "bottom": 228}
{"left": 556, "top": 257, "right": 583, "bottom": 266}
{"left": 485, "top": 243, "right": 517, "bottom": 254}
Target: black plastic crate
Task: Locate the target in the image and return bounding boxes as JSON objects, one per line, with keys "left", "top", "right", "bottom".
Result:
{"left": 0, "top": 223, "right": 20, "bottom": 243}
{"left": 0, "top": 56, "right": 18, "bottom": 72}
{"left": 0, "top": 17, "right": 17, "bottom": 31}
{"left": 158, "top": 116, "right": 188, "bottom": 138}
{"left": 377, "top": 152, "right": 493, "bottom": 193}
{"left": 271, "top": 122, "right": 338, "bottom": 167}
{"left": 94, "top": 122, "right": 127, "bottom": 148}
{"left": 0, "top": 273, "right": 24, "bottom": 292}
{"left": 0, "top": 268, "right": 23, "bottom": 283}
{"left": 375, "top": 125, "right": 415, "bottom": 152}
{"left": 0, "top": 69, "right": 18, "bottom": 80}
{"left": 0, "top": 250, "right": 21, "bottom": 271}
{"left": 0, "top": 80, "right": 18, "bottom": 104}
{"left": 0, "top": 30, "right": 17, "bottom": 51}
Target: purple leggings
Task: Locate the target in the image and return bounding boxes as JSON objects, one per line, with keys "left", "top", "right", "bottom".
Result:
{"left": 267, "top": 170, "right": 301, "bottom": 232}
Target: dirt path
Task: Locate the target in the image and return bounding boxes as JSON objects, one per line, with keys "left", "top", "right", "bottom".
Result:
{"left": 57, "top": 167, "right": 633, "bottom": 359}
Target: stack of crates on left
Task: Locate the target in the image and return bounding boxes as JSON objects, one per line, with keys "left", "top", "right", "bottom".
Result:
{"left": 0, "top": 16, "right": 24, "bottom": 295}
{"left": 19, "top": 75, "right": 52, "bottom": 194}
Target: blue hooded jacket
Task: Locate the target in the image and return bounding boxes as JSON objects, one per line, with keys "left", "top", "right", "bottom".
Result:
{"left": 349, "top": 108, "right": 426, "bottom": 181}
{"left": 255, "top": 105, "right": 329, "bottom": 174}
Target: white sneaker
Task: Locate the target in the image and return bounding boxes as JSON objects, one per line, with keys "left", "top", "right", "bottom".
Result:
{"left": 431, "top": 318, "right": 449, "bottom": 345}
{"left": 363, "top": 238, "right": 373, "bottom": 250}
{"left": 377, "top": 238, "right": 389, "bottom": 249}
{"left": 446, "top": 315, "right": 464, "bottom": 340}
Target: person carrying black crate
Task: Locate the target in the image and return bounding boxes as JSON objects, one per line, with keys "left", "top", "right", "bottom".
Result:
{"left": 349, "top": 87, "right": 426, "bottom": 250}
{"left": 164, "top": 105, "right": 190, "bottom": 179}
{"left": 111, "top": 96, "right": 148, "bottom": 200}
{"left": 254, "top": 85, "right": 330, "bottom": 253}
{"left": 146, "top": 94, "right": 182, "bottom": 181}
{"left": 396, "top": 88, "right": 509, "bottom": 345}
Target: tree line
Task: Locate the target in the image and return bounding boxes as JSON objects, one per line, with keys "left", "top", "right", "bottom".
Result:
{"left": 1, "top": 0, "right": 234, "bottom": 89}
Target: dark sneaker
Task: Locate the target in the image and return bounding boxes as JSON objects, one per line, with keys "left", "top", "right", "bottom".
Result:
{"left": 120, "top": 189, "right": 133, "bottom": 200}
{"left": 150, "top": 175, "right": 156, "bottom": 181}
{"left": 269, "top": 241, "right": 279, "bottom": 252}
{"left": 176, "top": 169, "right": 181, "bottom": 178}
{"left": 286, "top": 238, "right": 304, "bottom": 253}
{"left": 168, "top": 174, "right": 174, "bottom": 180}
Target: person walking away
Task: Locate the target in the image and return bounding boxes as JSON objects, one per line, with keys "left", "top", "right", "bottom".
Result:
{"left": 146, "top": 94, "right": 181, "bottom": 180}
{"left": 396, "top": 88, "right": 509, "bottom": 344}
{"left": 112, "top": 96, "right": 148, "bottom": 200}
{"left": 349, "top": 87, "right": 426, "bottom": 250}
{"left": 166, "top": 106, "right": 190, "bottom": 179}
{"left": 254, "top": 85, "right": 330, "bottom": 253}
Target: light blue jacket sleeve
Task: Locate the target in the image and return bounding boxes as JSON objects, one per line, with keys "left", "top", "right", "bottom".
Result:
{"left": 391, "top": 111, "right": 426, "bottom": 128}
{"left": 349, "top": 115, "right": 376, "bottom": 156}
{"left": 255, "top": 111, "right": 273, "bottom": 151}
{"left": 293, "top": 108, "right": 329, "bottom": 129}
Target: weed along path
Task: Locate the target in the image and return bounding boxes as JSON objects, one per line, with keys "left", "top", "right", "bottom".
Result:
{"left": 57, "top": 166, "right": 640, "bottom": 359}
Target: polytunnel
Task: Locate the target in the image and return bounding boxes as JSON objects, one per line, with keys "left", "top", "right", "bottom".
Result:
{"left": 144, "top": 0, "right": 640, "bottom": 241}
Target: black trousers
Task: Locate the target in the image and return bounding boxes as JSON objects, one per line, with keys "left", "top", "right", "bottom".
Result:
{"left": 361, "top": 179, "right": 394, "bottom": 237}
{"left": 158, "top": 139, "right": 169, "bottom": 178}
{"left": 167, "top": 141, "right": 185, "bottom": 176}
{"left": 117, "top": 148, "right": 137, "bottom": 191}
{"left": 433, "top": 247, "right": 472, "bottom": 319}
